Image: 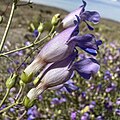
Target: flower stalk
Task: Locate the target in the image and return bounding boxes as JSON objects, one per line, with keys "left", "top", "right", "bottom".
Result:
{"left": 0, "top": 2, "right": 16, "bottom": 52}
{"left": 0, "top": 89, "right": 10, "bottom": 108}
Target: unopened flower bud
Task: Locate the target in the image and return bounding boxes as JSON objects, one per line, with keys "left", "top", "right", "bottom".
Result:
{"left": 33, "top": 77, "right": 39, "bottom": 85}
{"left": 20, "top": 72, "right": 33, "bottom": 84}
{"left": 30, "top": 23, "right": 35, "bottom": 31}
{"left": 58, "top": 0, "right": 100, "bottom": 30}
{"left": 0, "top": 15, "right": 3, "bottom": 24}
{"left": 38, "top": 22, "right": 44, "bottom": 33}
{"left": 51, "top": 14, "right": 60, "bottom": 26}
{"left": 19, "top": 80, "right": 25, "bottom": 86}
{"left": 6, "top": 73, "right": 18, "bottom": 89}
{"left": 23, "top": 96, "right": 35, "bottom": 109}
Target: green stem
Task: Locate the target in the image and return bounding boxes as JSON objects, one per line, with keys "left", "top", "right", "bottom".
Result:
{"left": 0, "top": 35, "right": 48, "bottom": 56}
{"left": 0, "top": 102, "right": 18, "bottom": 114}
{"left": 34, "top": 32, "right": 41, "bottom": 43}
{"left": 16, "top": 110, "right": 27, "bottom": 120}
{"left": 15, "top": 85, "right": 23, "bottom": 100}
{"left": 0, "top": 2, "right": 16, "bottom": 52}
{"left": 0, "top": 89, "right": 10, "bottom": 108}
{"left": 0, "top": 26, "right": 55, "bottom": 56}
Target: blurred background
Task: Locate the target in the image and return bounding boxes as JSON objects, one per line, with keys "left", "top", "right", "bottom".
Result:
{"left": 26, "top": 0, "right": 120, "bottom": 22}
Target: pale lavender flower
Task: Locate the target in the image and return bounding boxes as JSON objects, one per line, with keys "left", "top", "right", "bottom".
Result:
{"left": 59, "top": 0, "right": 100, "bottom": 29}
{"left": 27, "top": 51, "right": 100, "bottom": 99}
{"left": 27, "top": 51, "right": 77, "bottom": 99}
{"left": 73, "top": 58, "right": 100, "bottom": 79}
{"left": 24, "top": 23, "right": 79, "bottom": 75}
{"left": 24, "top": 30, "right": 101, "bottom": 76}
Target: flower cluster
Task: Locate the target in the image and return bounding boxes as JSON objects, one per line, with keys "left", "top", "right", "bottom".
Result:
{"left": 20, "top": 0, "right": 102, "bottom": 101}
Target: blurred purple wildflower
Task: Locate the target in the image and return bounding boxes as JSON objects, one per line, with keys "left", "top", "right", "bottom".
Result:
{"left": 51, "top": 98, "right": 60, "bottom": 105}
{"left": 104, "top": 101, "right": 113, "bottom": 111}
{"left": 105, "top": 83, "right": 117, "bottom": 93}
{"left": 25, "top": 41, "right": 31, "bottom": 46}
{"left": 81, "top": 112, "right": 89, "bottom": 120}
{"left": 51, "top": 97, "right": 66, "bottom": 106}
{"left": 27, "top": 105, "right": 40, "bottom": 120}
{"left": 63, "top": 80, "right": 79, "bottom": 93}
{"left": 48, "top": 79, "right": 79, "bottom": 93}
{"left": 115, "top": 109, "right": 120, "bottom": 116}
{"left": 89, "top": 101, "right": 96, "bottom": 109}
{"left": 116, "top": 98, "right": 120, "bottom": 105}
{"left": 96, "top": 116, "right": 104, "bottom": 120}
{"left": 33, "top": 29, "right": 39, "bottom": 37}
{"left": 104, "top": 70, "right": 112, "bottom": 80}
{"left": 70, "top": 111, "right": 77, "bottom": 120}
{"left": 81, "top": 92, "right": 86, "bottom": 98}
{"left": 7, "top": 68, "right": 14, "bottom": 74}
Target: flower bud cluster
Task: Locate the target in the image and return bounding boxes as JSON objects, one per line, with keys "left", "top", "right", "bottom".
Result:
{"left": 21, "top": 0, "right": 102, "bottom": 100}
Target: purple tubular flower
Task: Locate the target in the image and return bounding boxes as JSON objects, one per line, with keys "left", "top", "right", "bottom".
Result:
{"left": 24, "top": 24, "right": 79, "bottom": 75}
{"left": 70, "top": 34, "right": 102, "bottom": 56}
{"left": 59, "top": 0, "right": 100, "bottom": 30}
{"left": 27, "top": 51, "right": 78, "bottom": 100}
{"left": 80, "top": 11, "right": 100, "bottom": 24}
{"left": 49, "top": 79, "right": 79, "bottom": 93}
{"left": 73, "top": 58, "right": 100, "bottom": 79}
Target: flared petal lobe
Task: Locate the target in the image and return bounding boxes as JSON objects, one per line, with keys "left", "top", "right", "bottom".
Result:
{"left": 69, "top": 34, "right": 102, "bottom": 56}
{"left": 80, "top": 11, "right": 100, "bottom": 24}
{"left": 73, "top": 58, "right": 100, "bottom": 79}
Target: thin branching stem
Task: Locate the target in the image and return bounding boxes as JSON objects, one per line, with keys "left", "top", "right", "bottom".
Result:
{"left": 0, "top": 26, "right": 55, "bottom": 56}
{"left": 0, "top": 102, "right": 18, "bottom": 114}
{"left": 0, "top": 89, "right": 10, "bottom": 108}
{"left": 0, "top": 2, "right": 16, "bottom": 52}
{"left": 16, "top": 110, "right": 27, "bottom": 120}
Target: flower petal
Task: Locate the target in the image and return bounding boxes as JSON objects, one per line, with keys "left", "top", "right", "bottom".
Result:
{"left": 73, "top": 58, "right": 100, "bottom": 79}
{"left": 60, "top": 0, "right": 86, "bottom": 29}
{"left": 68, "top": 34, "right": 102, "bottom": 55}
{"left": 81, "top": 11, "right": 100, "bottom": 24}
